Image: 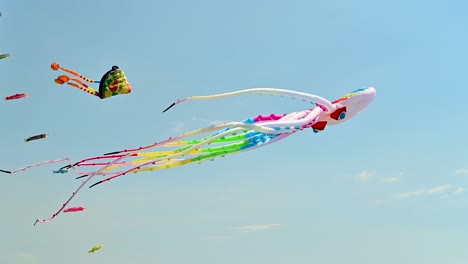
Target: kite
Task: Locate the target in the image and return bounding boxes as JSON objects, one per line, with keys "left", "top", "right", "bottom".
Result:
{"left": 51, "top": 62, "right": 132, "bottom": 99}
{"left": 25, "top": 134, "right": 48, "bottom": 142}
{"left": 88, "top": 245, "right": 103, "bottom": 253}
{"left": 5, "top": 93, "right": 28, "bottom": 100}
{"left": 63, "top": 206, "right": 86, "bottom": 213}
{"left": 52, "top": 168, "right": 69, "bottom": 174}
{"left": 0, "top": 87, "right": 376, "bottom": 224}
{"left": 0, "top": 53, "right": 10, "bottom": 60}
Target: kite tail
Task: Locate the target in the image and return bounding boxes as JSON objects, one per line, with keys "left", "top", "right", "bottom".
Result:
{"left": 51, "top": 62, "right": 98, "bottom": 83}
{"left": 51, "top": 62, "right": 101, "bottom": 97}
{"left": 54, "top": 110, "right": 315, "bottom": 186}
{"left": 0, "top": 157, "right": 97, "bottom": 177}
{"left": 58, "top": 154, "right": 136, "bottom": 172}
{"left": 34, "top": 154, "right": 130, "bottom": 225}
{"left": 0, "top": 158, "right": 74, "bottom": 174}
{"left": 89, "top": 109, "right": 320, "bottom": 185}
{"left": 162, "top": 88, "right": 336, "bottom": 113}
{"left": 53, "top": 75, "right": 101, "bottom": 97}
{"left": 88, "top": 127, "right": 246, "bottom": 188}
{"left": 101, "top": 121, "right": 282, "bottom": 156}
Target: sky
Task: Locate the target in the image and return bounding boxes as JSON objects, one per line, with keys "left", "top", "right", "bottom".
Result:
{"left": 1, "top": 0, "right": 468, "bottom": 263}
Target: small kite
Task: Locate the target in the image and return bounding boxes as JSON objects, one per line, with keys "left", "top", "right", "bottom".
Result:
{"left": 52, "top": 168, "right": 69, "bottom": 174}
{"left": 25, "top": 134, "right": 48, "bottom": 142}
{"left": 51, "top": 62, "right": 132, "bottom": 99}
{"left": 0, "top": 53, "right": 10, "bottom": 60}
{"left": 88, "top": 245, "right": 103, "bottom": 253}
{"left": 63, "top": 206, "right": 86, "bottom": 213}
{"left": 5, "top": 93, "right": 28, "bottom": 101}
{"left": 0, "top": 87, "right": 376, "bottom": 224}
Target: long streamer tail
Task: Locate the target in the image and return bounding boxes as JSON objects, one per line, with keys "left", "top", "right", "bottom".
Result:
{"left": 0, "top": 158, "right": 74, "bottom": 174}
{"left": 84, "top": 111, "right": 315, "bottom": 187}
{"left": 163, "top": 88, "right": 335, "bottom": 113}
{"left": 51, "top": 62, "right": 98, "bottom": 83}
{"left": 107, "top": 108, "right": 322, "bottom": 158}
{"left": 0, "top": 157, "right": 104, "bottom": 177}
{"left": 34, "top": 154, "right": 130, "bottom": 225}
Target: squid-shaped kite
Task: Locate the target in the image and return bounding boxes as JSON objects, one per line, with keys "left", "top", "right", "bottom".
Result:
{"left": 51, "top": 62, "right": 132, "bottom": 99}
{"left": 0, "top": 87, "right": 376, "bottom": 224}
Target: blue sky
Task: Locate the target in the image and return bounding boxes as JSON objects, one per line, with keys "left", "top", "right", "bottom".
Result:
{"left": 1, "top": 0, "right": 468, "bottom": 263}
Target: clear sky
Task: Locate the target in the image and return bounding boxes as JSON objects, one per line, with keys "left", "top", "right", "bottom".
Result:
{"left": 1, "top": 0, "right": 468, "bottom": 263}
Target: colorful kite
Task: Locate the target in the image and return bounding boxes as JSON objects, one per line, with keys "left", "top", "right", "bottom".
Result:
{"left": 5, "top": 93, "right": 28, "bottom": 101}
{"left": 51, "top": 62, "right": 132, "bottom": 99}
{"left": 0, "top": 53, "right": 10, "bottom": 60}
{"left": 24, "top": 133, "right": 48, "bottom": 142}
{"left": 88, "top": 245, "right": 103, "bottom": 253}
{"left": 0, "top": 87, "right": 376, "bottom": 224}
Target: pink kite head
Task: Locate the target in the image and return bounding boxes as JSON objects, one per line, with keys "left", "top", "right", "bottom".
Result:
{"left": 323, "top": 87, "right": 376, "bottom": 126}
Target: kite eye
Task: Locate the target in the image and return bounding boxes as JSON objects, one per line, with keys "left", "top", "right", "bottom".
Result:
{"left": 339, "top": 111, "right": 346, "bottom": 120}
{"left": 330, "top": 107, "right": 347, "bottom": 120}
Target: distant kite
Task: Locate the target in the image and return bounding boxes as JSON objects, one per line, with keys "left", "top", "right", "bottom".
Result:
{"left": 63, "top": 206, "right": 86, "bottom": 213}
{"left": 88, "top": 245, "right": 103, "bottom": 253}
{"left": 0, "top": 53, "right": 10, "bottom": 60}
{"left": 52, "top": 168, "right": 69, "bottom": 174}
{"left": 25, "top": 134, "right": 48, "bottom": 142}
{"left": 5, "top": 93, "right": 28, "bottom": 100}
{"left": 51, "top": 62, "right": 132, "bottom": 99}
